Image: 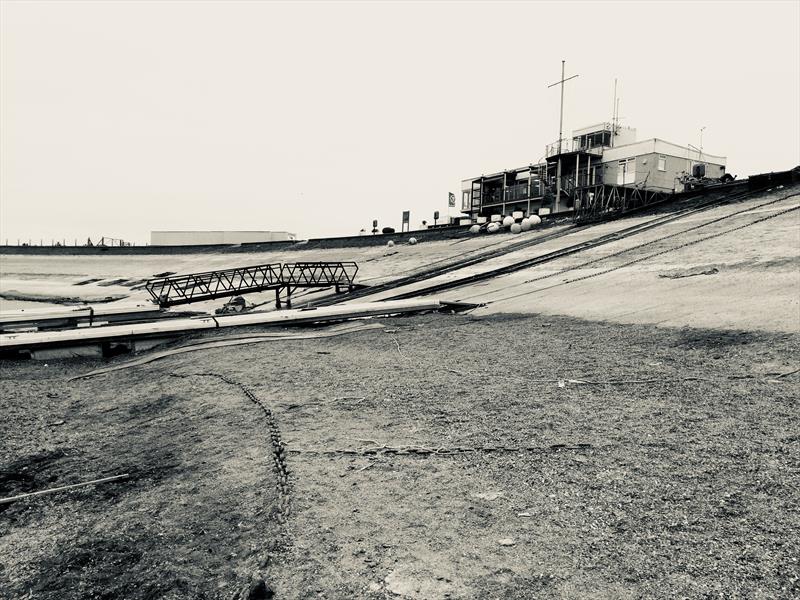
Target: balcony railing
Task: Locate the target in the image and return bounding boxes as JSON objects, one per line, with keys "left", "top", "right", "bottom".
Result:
{"left": 505, "top": 181, "right": 545, "bottom": 201}
{"left": 471, "top": 183, "right": 546, "bottom": 208}
{"left": 545, "top": 139, "right": 605, "bottom": 158}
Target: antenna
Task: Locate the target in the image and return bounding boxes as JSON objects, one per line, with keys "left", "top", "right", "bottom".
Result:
{"left": 547, "top": 60, "right": 579, "bottom": 155}
{"left": 611, "top": 78, "right": 617, "bottom": 147}
{"left": 700, "top": 126, "right": 706, "bottom": 160}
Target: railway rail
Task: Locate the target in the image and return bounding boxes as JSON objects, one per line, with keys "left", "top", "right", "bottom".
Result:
{"left": 483, "top": 193, "right": 800, "bottom": 306}
{"left": 308, "top": 225, "right": 580, "bottom": 306}
{"left": 378, "top": 184, "right": 793, "bottom": 302}
{"left": 310, "top": 186, "right": 749, "bottom": 307}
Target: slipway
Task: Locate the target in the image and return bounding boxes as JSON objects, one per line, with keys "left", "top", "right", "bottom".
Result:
{"left": 0, "top": 298, "right": 468, "bottom": 358}
{"left": 0, "top": 302, "right": 165, "bottom": 332}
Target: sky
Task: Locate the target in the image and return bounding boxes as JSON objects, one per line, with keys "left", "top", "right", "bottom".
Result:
{"left": 1, "top": 0, "right": 799, "bottom": 245}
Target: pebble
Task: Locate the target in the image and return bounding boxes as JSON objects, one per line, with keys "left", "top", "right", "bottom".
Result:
{"left": 497, "top": 538, "right": 516, "bottom": 546}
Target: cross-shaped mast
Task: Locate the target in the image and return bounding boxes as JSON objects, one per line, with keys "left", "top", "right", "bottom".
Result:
{"left": 547, "top": 60, "right": 579, "bottom": 212}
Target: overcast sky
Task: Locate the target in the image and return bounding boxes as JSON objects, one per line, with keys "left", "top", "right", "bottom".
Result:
{"left": 1, "top": 1, "right": 798, "bottom": 244}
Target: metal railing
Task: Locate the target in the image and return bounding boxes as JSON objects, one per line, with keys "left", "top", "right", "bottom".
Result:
{"left": 146, "top": 261, "right": 359, "bottom": 307}
{"left": 472, "top": 183, "right": 546, "bottom": 207}
{"left": 545, "top": 139, "right": 605, "bottom": 158}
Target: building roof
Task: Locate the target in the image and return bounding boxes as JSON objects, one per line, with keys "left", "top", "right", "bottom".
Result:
{"left": 571, "top": 122, "right": 612, "bottom": 137}
{"left": 601, "top": 138, "right": 726, "bottom": 165}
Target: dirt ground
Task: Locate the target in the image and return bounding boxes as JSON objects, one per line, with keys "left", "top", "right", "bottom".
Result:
{"left": 1, "top": 312, "right": 798, "bottom": 599}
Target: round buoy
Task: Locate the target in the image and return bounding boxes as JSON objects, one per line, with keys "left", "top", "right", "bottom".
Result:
{"left": 529, "top": 215, "right": 542, "bottom": 226}
{"left": 408, "top": 237, "right": 417, "bottom": 245}
{"left": 486, "top": 222, "right": 500, "bottom": 234}
{"left": 502, "top": 216, "right": 515, "bottom": 227}
{"left": 520, "top": 218, "right": 532, "bottom": 231}
{"left": 387, "top": 240, "right": 395, "bottom": 247}
{"left": 510, "top": 223, "right": 522, "bottom": 234}
{"left": 469, "top": 224, "right": 481, "bottom": 234}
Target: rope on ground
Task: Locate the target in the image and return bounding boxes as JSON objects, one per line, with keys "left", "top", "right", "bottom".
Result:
{"left": 168, "top": 371, "right": 292, "bottom": 527}
{"left": 773, "top": 367, "right": 800, "bottom": 379}
{"left": 392, "top": 336, "right": 407, "bottom": 359}
{"left": 68, "top": 322, "right": 385, "bottom": 381}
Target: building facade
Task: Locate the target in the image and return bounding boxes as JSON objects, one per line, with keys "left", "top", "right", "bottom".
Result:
{"left": 461, "top": 123, "right": 726, "bottom": 220}
{"left": 601, "top": 139, "right": 726, "bottom": 192}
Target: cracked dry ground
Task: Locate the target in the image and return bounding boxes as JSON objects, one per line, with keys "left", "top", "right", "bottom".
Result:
{"left": 1, "top": 312, "right": 798, "bottom": 599}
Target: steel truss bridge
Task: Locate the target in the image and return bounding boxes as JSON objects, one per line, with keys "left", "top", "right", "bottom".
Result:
{"left": 145, "top": 262, "right": 359, "bottom": 308}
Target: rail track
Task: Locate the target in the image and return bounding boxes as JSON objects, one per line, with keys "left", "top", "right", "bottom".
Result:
{"left": 375, "top": 184, "right": 795, "bottom": 302}
{"left": 483, "top": 193, "right": 799, "bottom": 306}
{"left": 308, "top": 223, "right": 580, "bottom": 306}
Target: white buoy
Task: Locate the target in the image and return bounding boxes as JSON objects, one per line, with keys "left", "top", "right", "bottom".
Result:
{"left": 520, "top": 219, "right": 532, "bottom": 231}
{"left": 510, "top": 223, "right": 522, "bottom": 234}
{"left": 529, "top": 215, "right": 542, "bottom": 226}
{"left": 486, "top": 222, "right": 500, "bottom": 234}
{"left": 408, "top": 237, "right": 417, "bottom": 245}
{"left": 469, "top": 225, "right": 481, "bottom": 234}
{"left": 387, "top": 240, "right": 395, "bottom": 247}
{"left": 502, "top": 216, "right": 515, "bottom": 227}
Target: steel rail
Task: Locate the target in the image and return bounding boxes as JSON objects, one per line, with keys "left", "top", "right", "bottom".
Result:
{"left": 486, "top": 198, "right": 800, "bottom": 306}
{"left": 458, "top": 191, "right": 800, "bottom": 302}
{"left": 311, "top": 188, "right": 750, "bottom": 307}
{"left": 381, "top": 184, "right": 787, "bottom": 301}
{"left": 309, "top": 226, "right": 582, "bottom": 306}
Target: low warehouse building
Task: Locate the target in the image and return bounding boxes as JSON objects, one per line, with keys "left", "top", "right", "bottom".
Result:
{"left": 150, "top": 231, "right": 297, "bottom": 246}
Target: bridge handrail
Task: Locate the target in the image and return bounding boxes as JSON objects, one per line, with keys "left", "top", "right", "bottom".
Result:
{"left": 145, "top": 261, "right": 359, "bottom": 305}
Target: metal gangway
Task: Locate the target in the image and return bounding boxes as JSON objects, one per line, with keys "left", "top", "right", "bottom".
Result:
{"left": 145, "top": 261, "right": 359, "bottom": 308}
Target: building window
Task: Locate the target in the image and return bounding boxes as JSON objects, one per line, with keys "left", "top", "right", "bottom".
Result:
{"left": 462, "top": 191, "right": 471, "bottom": 212}
{"left": 617, "top": 158, "right": 636, "bottom": 185}
{"left": 658, "top": 155, "right": 667, "bottom": 172}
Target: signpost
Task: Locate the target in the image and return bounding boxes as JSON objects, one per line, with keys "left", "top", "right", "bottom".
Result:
{"left": 447, "top": 192, "right": 456, "bottom": 224}
{"left": 401, "top": 211, "right": 410, "bottom": 232}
